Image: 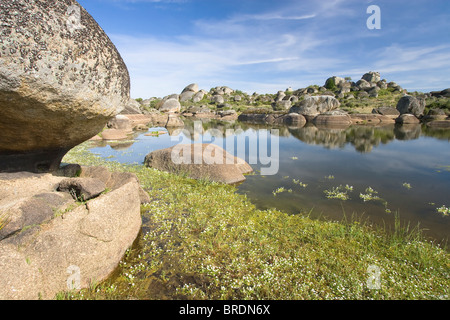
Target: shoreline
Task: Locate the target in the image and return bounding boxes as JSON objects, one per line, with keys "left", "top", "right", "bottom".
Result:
{"left": 56, "top": 142, "right": 449, "bottom": 300}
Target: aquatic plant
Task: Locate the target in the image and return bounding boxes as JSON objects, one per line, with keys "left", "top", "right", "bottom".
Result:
{"left": 57, "top": 142, "right": 450, "bottom": 301}
{"left": 324, "top": 185, "right": 353, "bottom": 200}
{"left": 272, "top": 187, "right": 292, "bottom": 196}
{"left": 324, "top": 175, "right": 335, "bottom": 180}
{"left": 402, "top": 182, "right": 412, "bottom": 190}
{"left": 436, "top": 205, "right": 449, "bottom": 217}
{"left": 360, "top": 187, "right": 380, "bottom": 202}
{"left": 292, "top": 179, "right": 308, "bottom": 188}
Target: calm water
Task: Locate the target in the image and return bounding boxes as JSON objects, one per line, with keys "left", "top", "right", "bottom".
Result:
{"left": 88, "top": 120, "right": 450, "bottom": 242}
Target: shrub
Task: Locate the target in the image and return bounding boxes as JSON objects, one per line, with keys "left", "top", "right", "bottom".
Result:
{"left": 325, "top": 78, "right": 337, "bottom": 91}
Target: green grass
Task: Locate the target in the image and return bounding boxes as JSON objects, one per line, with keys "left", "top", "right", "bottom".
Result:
{"left": 57, "top": 142, "right": 450, "bottom": 300}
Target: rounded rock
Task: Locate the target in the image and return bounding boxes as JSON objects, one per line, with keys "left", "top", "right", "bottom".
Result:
{"left": 0, "top": 0, "right": 130, "bottom": 173}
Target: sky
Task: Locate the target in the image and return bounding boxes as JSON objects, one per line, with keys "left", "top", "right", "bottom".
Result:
{"left": 77, "top": 0, "right": 450, "bottom": 99}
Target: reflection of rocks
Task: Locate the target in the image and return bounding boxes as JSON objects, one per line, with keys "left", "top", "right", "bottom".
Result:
{"left": 287, "top": 123, "right": 398, "bottom": 152}
{"left": 108, "top": 141, "right": 136, "bottom": 151}
{"left": 345, "top": 125, "right": 395, "bottom": 153}
{"left": 288, "top": 125, "right": 347, "bottom": 149}
{"left": 394, "top": 124, "right": 421, "bottom": 140}
{"left": 426, "top": 120, "right": 450, "bottom": 129}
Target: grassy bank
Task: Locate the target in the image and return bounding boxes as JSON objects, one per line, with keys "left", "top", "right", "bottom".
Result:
{"left": 57, "top": 142, "right": 449, "bottom": 300}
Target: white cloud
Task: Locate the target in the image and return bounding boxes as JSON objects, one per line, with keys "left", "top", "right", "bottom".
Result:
{"left": 230, "top": 12, "right": 317, "bottom": 22}
{"left": 108, "top": 0, "right": 450, "bottom": 97}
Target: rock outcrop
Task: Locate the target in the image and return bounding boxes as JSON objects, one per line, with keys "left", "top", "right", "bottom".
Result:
{"left": 395, "top": 114, "right": 421, "bottom": 124}
{"left": 0, "top": 0, "right": 130, "bottom": 173}
{"left": 313, "top": 111, "right": 352, "bottom": 129}
{"left": 159, "top": 98, "right": 181, "bottom": 113}
{"left": 396, "top": 95, "right": 426, "bottom": 118}
{"left": 430, "top": 88, "right": 450, "bottom": 98}
{"left": 0, "top": 165, "right": 143, "bottom": 299}
{"left": 289, "top": 96, "right": 340, "bottom": 117}
{"left": 144, "top": 144, "right": 253, "bottom": 184}
{"left": 238, "top": 113, "right": 306, "bottom": 127}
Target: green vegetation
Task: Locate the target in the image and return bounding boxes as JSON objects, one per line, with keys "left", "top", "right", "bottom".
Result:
{"left": 135, "top": 81, "right": 449, "bottom": 118}
{"left": 359, "top": 187, "right": 381, "bottom": 202}
{"left": 272, "top": 186, "right": 292, "bottom": 196}
{"left": 425, "top": 97, "right": 450, "bottom": 114}
{"left": 402, "top": 182, "right": 412, "bottom": 190}
{"left": 57, "top": 142, "right": 449, "bottom": 300}
{"left": 292, "top": 179, "right": 307, "bottom": 188}
{"left": 324, "top": 185, "right": 353, "bottom": 201}
{"left": 340, "top": 90, "right": 403, "bottom": 114}
{"left": 437, "top": 205, "right": 449, "bottom": 217}
{"left": 324, "top": 78, "right": 337, "bottom": 91}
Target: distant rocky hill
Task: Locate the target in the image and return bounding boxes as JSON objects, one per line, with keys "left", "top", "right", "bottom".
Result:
{"left": 131, "top": 71, "right": 449, "bottom": 118}
{"left": 122, "top": 72, "right": 448, "bottom": 130}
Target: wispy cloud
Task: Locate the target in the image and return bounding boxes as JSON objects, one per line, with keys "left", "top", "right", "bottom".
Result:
{"left": 231, "top": 13, "right": 317, "bottom": 22}
{"left": 106, "top": 0, "right": 450, "bottom": 97}
{"left": 107, "top": 0, "right": 188, "bottom": 3}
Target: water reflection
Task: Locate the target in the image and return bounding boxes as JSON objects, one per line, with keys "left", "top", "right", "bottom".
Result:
{"left": 90, "top": 119, "right": 450, "bottom": 155}
{"left": 87, "top": 119, "right": 450, "bottom": 242}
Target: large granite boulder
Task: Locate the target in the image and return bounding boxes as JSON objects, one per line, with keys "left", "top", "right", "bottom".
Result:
{"left": 0, "top": 0, "right": 130, "bottom": 173}
{"left": 430, "top": 88, "right": 450, "bottom": 98}
{"left": 289, "top": 96, "right": 340, "bottom": 118}
{"left": 395, "top": 114, "right": 421, "bottom": 124}
{"left": 324, "top": 76, "right": 346, "bottom": 89}
{"left": 0, "top": 165, "right": 143, "bottom": 299}
{"left": 182, "top": 83, "right": 199, "bottom": 94}
{"left": 372, "top": 107, "right": 400, "bottom": 117}
{"left": 396, "top": 95, "right": 425, "bottom": 117}
{"left": 313, "top": 111, "right": 352, "bottom": 129}
{"left": 144, "top": 144, "right": 253, "bottom": 184}
{"left": 120, "top": 98, "right": 143, "bottom": 115}
{"left": 159, "top": 98, "right": 181, "bottom": 113}
{"left": 362, "top": 71, "right": 381, "bottom": 84}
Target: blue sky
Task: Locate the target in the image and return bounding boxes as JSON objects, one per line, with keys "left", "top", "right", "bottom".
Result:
{"left": 77, "top": 0, "right": 450, "bottom": 98}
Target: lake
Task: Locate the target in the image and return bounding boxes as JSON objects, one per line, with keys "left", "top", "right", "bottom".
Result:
{"left": 88, "top": 119, "right": 450, "bottom": 243}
